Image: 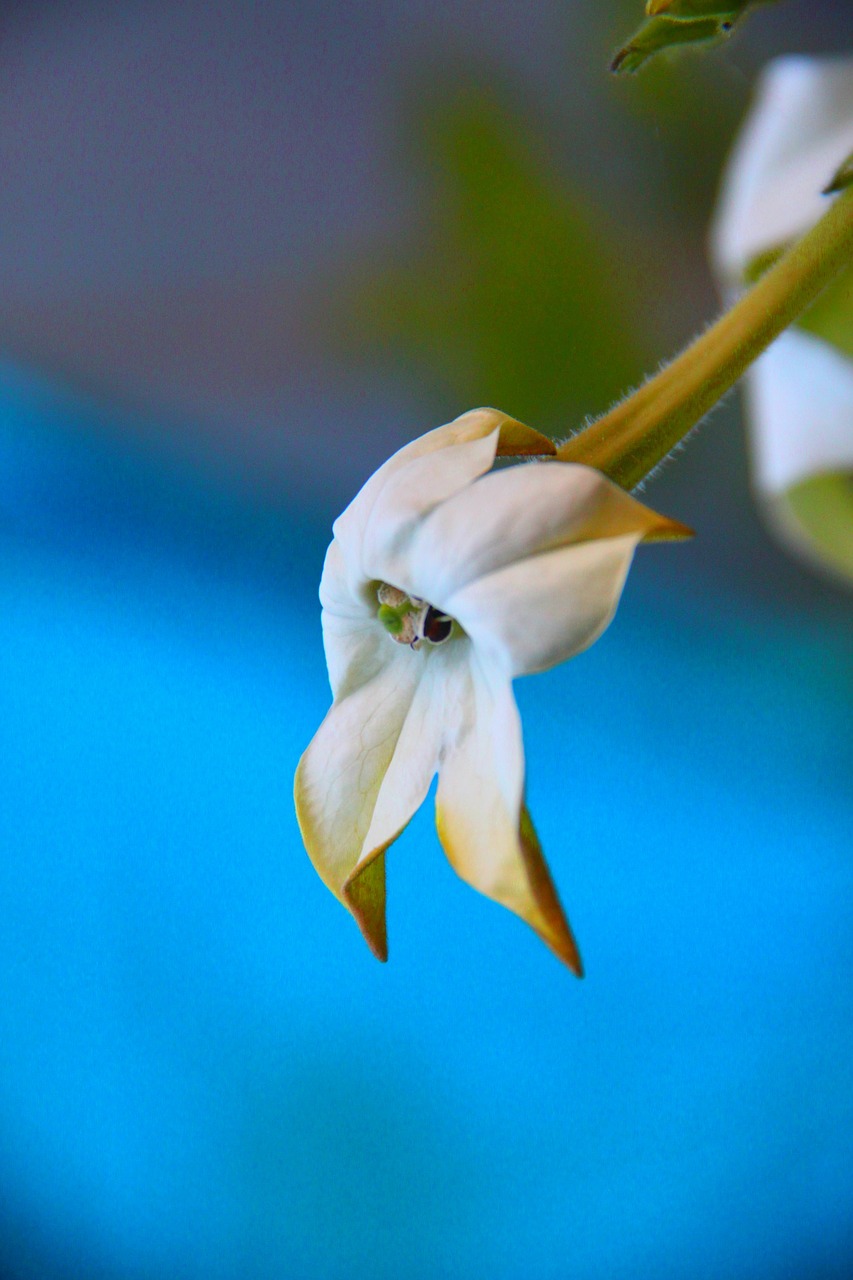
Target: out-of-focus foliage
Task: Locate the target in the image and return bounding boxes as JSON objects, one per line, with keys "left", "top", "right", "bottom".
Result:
{"left": 799, "top": 262, "right": 853, "bottom": 362}
{"left": 619, "top": 58, "right": 744, "bottom": 215}
{"left": 332, "top": 83, "right": 646, "bottom": 434}
{"left": 612, "top": 1, "right": 779, "bottom": 73}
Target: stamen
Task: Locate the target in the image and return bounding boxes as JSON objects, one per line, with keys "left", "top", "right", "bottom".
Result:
{"left": 376, "top": 584, "right": 455, "bottom": 647}
{"left": 423, "top": 606, "right": 453, "bottom": 644}
{"left": 377, "top": 583, "right": 408, "bottom": 609}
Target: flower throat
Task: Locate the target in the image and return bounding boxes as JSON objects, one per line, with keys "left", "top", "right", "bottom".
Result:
{"left": 376, "top": 583, "right": 453, "bottom": 649}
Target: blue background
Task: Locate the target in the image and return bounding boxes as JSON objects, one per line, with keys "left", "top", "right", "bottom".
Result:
{"left": 0, "top": 4, "right": 852, "bottom": 1278}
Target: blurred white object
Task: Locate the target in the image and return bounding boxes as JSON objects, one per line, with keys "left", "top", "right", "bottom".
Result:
{"left": 711, "top": 54, "right": 853, "bottom": 581}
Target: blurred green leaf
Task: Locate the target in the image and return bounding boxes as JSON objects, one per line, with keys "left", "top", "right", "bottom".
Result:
{"left": 783, "top": 472, "right": 853, "bottom": 579}
{"left": 331, "top": 83, "right": 646, "bottom": 432}
{"left": 624, "top": 57, "right": 745, "bottom": 215}
{"left": 798, "top": 260, "right": 853, "bottom": 360}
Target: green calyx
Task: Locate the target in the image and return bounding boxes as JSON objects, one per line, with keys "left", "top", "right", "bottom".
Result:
{"left": 611, "top": 1, "right": 778, "bottom": 73}
{"left": 611, "top": 16, "right": 725, "bottom": 74}
{"left": 647, "top": 0, "right": 747, "bottom": 17}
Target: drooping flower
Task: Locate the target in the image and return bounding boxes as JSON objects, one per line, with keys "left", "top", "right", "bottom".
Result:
{"left": 295, "top": 408, "right": 690, "bottom": 972}
{"left": 711, "top": 54, "right": 853, "bottom": 581}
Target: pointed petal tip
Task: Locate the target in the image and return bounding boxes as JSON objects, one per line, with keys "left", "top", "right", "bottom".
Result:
{"left": 642, "top": 515, "right": 696, "bottom": 543}
{"left": 343, "top": 850, "right": 389, "bottom": 963}
{"left": 535, "top": 916, "right": 581, "bottom": 972}
{"left": 295, "top": 764, "right": 389, "bottom": 963}
{"left": 436, "top": 791, "right": 586, "bottom": 975}
{"left": 361, "top": 928, "right": 389, "bottom": 964}
{"left": 553, "top": 931, "right": 585, "bottom": 978}
{"left": 518, "top": 807, "right": 585, "bottom": 977}
{"left": 470, "top": 408, "right": 555, "bottom": 457}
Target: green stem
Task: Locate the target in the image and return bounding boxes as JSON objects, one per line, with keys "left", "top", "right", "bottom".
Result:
{"left": 556, "top": 185, "right": 853, "bottom": 489}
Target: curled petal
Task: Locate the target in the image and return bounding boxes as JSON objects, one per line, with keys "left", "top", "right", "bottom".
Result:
{"left": 331, "top": 408, "right": 552, "bottom": 593}
{"left": 434, "top": 655, "right": 582, "bottom": 974}
{"left": 318, "top": 539, "right": 367, "bottom": 622}
{"left": 359, "top": 430, "right": 500, "bottom": 591}
{"left": 494, "top": 420, "right": 556, "bottom": 458}
{"left": 318, "top": 541, "right": 384, "bottom": 700}
{"left": 408, "top": 462, "right": 690, "bottom": 605}
{"left": 446, "top": 533, "right": 642, "bottom": 677}
{"left": 712, "top": 55, "right": 853, "bottom": 282}
{"left": 320, "top": 610, "right": 389, "bottom": 704}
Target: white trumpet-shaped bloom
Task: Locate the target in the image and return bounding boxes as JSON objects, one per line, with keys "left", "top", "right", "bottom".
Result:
{"left": 295, "top": 408, "right": 689, "bottom": 971}
{"left": 711, "top": 54, "right": 853, "bottom": 580}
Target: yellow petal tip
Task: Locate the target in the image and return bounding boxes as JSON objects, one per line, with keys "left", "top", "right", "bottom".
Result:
{"left": 477, "top": 409, "right": 556, "bottom": 458}
{"left": 436, "top": 799, "right": 585, "bottom": 976}
{"left": 642, "top": 515, "right": 695, "bottom": 543}
{"left": 343, "top": 852, "right": 389, "bottom": 963}
{"left": 518, "top": 807, "right": 585, "bottom": 977}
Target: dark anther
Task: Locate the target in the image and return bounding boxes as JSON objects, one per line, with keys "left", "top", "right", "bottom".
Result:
{"left": 423, "top": 606, "right": 453, "bottom": 644}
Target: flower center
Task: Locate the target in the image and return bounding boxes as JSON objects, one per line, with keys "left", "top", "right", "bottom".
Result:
{"left": 376, "top": 583, "right": 454, "bottom": 649}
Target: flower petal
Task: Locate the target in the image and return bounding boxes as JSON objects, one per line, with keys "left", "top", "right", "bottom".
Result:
{"left": 318, "top": 538, "right": 366, "bottom": 622}
{"left": 434, "top": 654, "right": 582, "bottom": 974}
{"left": 445, "top": 533, "right": 641, "bottom": 677}
{"left": 294, "top": 647, "right": 422, "bottom": 958}
{"left": 712, "top": 55, "right": 853, "bottom": 282}
{"left": 331, "top": 408, "right": 552, "bottom": 593}
{"left": 342, "top": 855, "right": 388, "bottom": 962}
{"left": 320, "top": 609, "right": 389, "bottom": 703}
{"left": 342, "top": 641, "right": 473, "bottom": 917}
{"left": 296, "top": 641, "right": 466, "bottom": 960}
{"left": 407, "top": 461, "right": 689, "bottom": 605}
{"left": 317, "top": 540, "right": 384, "bottom": 700}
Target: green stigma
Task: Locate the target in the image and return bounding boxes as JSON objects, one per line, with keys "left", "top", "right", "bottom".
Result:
{"left": 378, "top": 604, "right": 406, "bottom": 635}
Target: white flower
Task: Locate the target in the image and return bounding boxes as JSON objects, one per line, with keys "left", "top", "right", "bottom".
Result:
{"left": 711, "top": 54, "right": 853, "bottom": 580}
{"left": 294, "top": 408, "right": 690, "bottom": 971}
